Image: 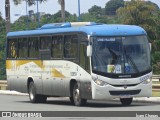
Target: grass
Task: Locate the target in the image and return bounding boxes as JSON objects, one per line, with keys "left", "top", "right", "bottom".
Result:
{"left": 152, "top": 91, "right": 160, "bottom": 97}
{"left": 152, "top": 81, "right": 160, "bottom": 84}
{"left": 152, "top": 81, "right": 160, "bottom": 97}
{"left": 0, "top": 86, "right": 7, "bottom": 90}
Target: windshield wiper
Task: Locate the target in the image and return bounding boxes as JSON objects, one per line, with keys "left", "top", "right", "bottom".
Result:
{"left": 124, "top": 47, "right": 139, "bottom": 73}
{"left": 108, "top": 48, "right": 121, "bottom": 64}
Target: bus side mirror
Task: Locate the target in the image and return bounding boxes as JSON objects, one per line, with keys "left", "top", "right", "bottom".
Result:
{"left": 149, "top": 43, "right": 151, "bottom": 52}
{"left": 87, "top": 45, "right": 92, "bottom": 57}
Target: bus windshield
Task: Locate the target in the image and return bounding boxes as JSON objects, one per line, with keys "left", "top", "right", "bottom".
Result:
{"left": 92, "top": 36, "right": 151, "bottom": 76}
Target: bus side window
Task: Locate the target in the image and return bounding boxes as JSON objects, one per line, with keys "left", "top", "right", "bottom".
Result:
{"left": 40, "top": 36, "right": 51, "bottom": 49}
{"left": 64, "top": 35, "right": 78, "bottom": 59}
{"left": 51, "top": 36, "right": 63, "bottom": 58}
{"left": 8, "top": 39, "right": 18, "bottom": 58}
{"left": 18, "top": 38, "right": 28, "bottom": 58}
{"left": 28, "top": 37, "right": 39, "bottom": 58}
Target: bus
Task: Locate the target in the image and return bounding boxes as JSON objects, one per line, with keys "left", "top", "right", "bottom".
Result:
{"left": 6, "top": 22, "right": 152, "bottom": 106}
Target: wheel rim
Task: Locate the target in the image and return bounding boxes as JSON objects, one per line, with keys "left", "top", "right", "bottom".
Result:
{"left": 74, "top": 89, "right": 80, "bottom": 104}
{"left": 29, "top": 85, "right": 34, "bottom": 100}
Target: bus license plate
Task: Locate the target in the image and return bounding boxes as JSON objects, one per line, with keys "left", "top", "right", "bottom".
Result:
{"left": 120, "top": 94, "right": 131, "bottom": 98}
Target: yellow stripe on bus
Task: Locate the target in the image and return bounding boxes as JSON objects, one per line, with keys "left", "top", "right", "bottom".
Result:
{"left": 6, "top": 60, "right": 13, "bottom": 69}
{"left": 6, "top": 60, "right": 45, "bottom": 70}
{"left": 52, "top": 68, "right": 65, "bottom": 78}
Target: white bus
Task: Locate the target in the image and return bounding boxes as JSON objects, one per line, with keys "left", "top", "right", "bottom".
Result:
{"left": 6, "top": 22, "right": 152, "bottom": 106}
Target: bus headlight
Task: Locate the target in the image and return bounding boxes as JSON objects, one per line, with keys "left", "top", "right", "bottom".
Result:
{"left": 93, "top": 79, "right": 108, "bottom": 86}
{"left": 142, "top": 78, "right": 152, "bottom": 84}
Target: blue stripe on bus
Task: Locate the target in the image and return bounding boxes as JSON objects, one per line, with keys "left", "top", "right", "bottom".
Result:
{"left": 7, "top": 24, "right": 147, "bottom": 37}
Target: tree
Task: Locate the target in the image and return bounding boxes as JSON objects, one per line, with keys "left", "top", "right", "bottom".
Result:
{"left": 105, "top": 0, "right": 124, "bottom": 15}
{"left": 117, "top": 0, "right": 158, "bottom": 41}
{"left": 88, "top": 5, "right": 102, "bottom": 16}
{"left": 0, "top": 12, "right": 6, "bottom": 80}
{"left": 151, "top": 10, "right": 160, "bottom": 74}
{"left": 58, "top": 0, "right": 65, "bottom": 22}
{"left": 117, "top": 0, "right": 160, "bottom": 74}
{"left": 13, "top": 0, "right": 47, "bottom": 6}
{"left": 5, "top": 0, "right": 46, "bottom": 33}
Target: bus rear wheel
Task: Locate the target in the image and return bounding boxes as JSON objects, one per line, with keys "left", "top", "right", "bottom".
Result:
{"left": 73, "top": 83, "right": 87, "bottom": 106}
{"left": 120, "top": 98, "right": 133, "bottom": 106}
{"left": 28, "top": 82, "right": 47, "bottom": 103}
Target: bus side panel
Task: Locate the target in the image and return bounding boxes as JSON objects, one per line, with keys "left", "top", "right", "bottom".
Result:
{"left": 6, "top": 60, "right": 43, "bottom": 93}
{"left": 63, "top": 77, "right": 71, "bottom": 97}
{"left": 26, "top": 60, "right": 43, "bottom": 94}
{"left": 79, "top": 67, "right": 92, "bottom": 99}
{"left": 80, "top": 81, "right": 92, "bottom": 99}
{"left": 50, "top": 60, "right": 75, "bottom": 97}
{"left": 6, "top": 60, "right": 15, "bottom": 91}
{"left": 6, "top": 60, "right": 28, "bottom": 93}
{"left": 41, "top": 60, "right": 53, "bottom": 96}
{"left": 48, "top": 60, "right": 91, "bottom": 98}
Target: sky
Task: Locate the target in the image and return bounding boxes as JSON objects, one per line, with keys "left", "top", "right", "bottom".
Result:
{"left": 0, "top": 0, "right": 160, "bottom": 23}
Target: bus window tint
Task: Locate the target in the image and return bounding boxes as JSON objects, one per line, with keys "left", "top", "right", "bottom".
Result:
{"left": 52, "top": 36, "right": 63, "bottom": 58}
{"left": 64, "top": 35, "right": 78, "bottom": 58}
{"left": 28, "top": 37, "right": 39, "bottom": 58}
{"left": 8, "top": 39, "right": 18, "bottom": 58}
{"left": 80, "top": 41, "right": 90, "bottom": 72}
{"left": 18, "top": 38, "right": 28, "bottom": 58}
{"left": 40, "top": 36, "right": 51, "bottom": 49}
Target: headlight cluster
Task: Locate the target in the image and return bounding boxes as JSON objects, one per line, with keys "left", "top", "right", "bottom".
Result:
{"left": 142, "top": 78, "right": 152, "bottom": 84}
{"left": 140, "top": 75, "right": 152, "bottom": 84}
{"left": 93, "top": 79, "right": 108, "bottom": 86}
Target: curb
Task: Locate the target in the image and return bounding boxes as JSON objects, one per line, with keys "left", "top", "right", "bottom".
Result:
{"left": 0, "top": 90, "right": 28, "bottom": 96}
{"left": 133, "top": 97, "right": 160, "bottom": 103}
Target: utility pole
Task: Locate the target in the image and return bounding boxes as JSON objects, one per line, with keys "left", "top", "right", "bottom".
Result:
{"left": 37, "top": 0, "right": 40, "bottom": 28}
{"left": 78, "top": 0, "right": 81, "bottom": 22}
{"left": 5, "top": 0, "right": 10, "bottom": 33}
{"left": 26, "top": 0, "right": 28, "bottom": 30}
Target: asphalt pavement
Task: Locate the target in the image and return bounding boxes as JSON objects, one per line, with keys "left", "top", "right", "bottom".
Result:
{"left": 0, "top": 90, "right": 160, "bottom": 103}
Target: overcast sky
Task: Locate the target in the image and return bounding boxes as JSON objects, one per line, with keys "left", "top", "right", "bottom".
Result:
{"left": 0, "top": 0, "right": 160, "bottom": 23}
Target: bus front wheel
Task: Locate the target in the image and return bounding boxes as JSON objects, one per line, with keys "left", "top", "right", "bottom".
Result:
{"left": 28, "top": 82, "right": 47, "bottom": 103}
{"left": 120, "top": 98, "right": 133, "bottom": 106}
{"left": 73, "top": 83, "right": 87, "bottom": 106}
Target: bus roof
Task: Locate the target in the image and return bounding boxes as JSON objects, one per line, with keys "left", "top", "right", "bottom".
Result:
{"left": 7, "top": 22, "right": 147, "bottom": 37}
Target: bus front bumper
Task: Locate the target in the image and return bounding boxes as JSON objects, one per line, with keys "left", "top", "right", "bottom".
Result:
{"left": 91, "top": 81, "right": 152, "bottom": 100}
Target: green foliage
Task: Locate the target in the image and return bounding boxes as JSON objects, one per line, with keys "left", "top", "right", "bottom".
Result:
{"left": 117, "top": 0, "right": 160, "bottom": 74}
{"left": 80, "top": 13, "right": 98, "bottom": 22}
{"left": 151, "top": 38, "right": 160, "bottom": 74}
{"left": 88, "top": 5, "right": 103, "bottom": 16}
{"left": 0, "top": 18, "right": 6, "bottom": 80}
{"left": 13, "top": 0, "right": 47, "bottom": 6}
{"left": 117, "top": 0, "right": 158, "bottom": 41}
{"left": 152, "top": 51, "right": 160, "bottom": 74}
{"left": 105, "top": 0, "right": 124, "bottom": 15}
{"left": 52, "top": 10, "right": 74, "bottom": 22}
{"left": 40, "top": 10, "right": 76, "bottom": 23}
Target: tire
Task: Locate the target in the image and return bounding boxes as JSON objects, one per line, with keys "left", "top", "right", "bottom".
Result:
{"left": 38, "top": 95, "right": 47, "bottom": 103}
{"left": 70, "top": 97, "right": 74, "bottom": 105}
{"left": 28, "top": 82, "right": 47, "bottom": 103}
{"left": 120, "top": 98, "right": 133, "bottom": 106}
{"left": 72, "top": 83, "right": 87, "bottom": 106}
